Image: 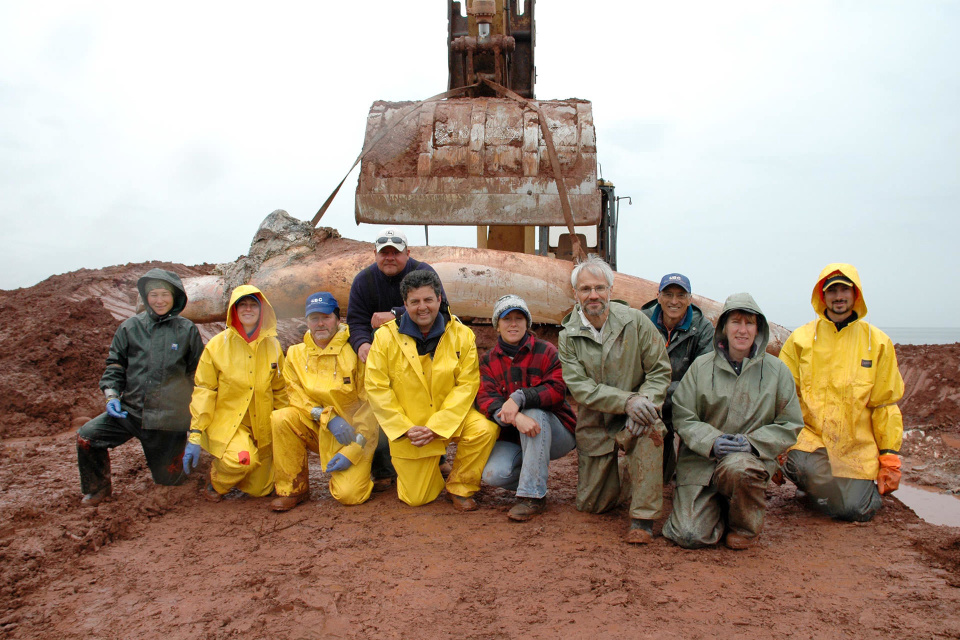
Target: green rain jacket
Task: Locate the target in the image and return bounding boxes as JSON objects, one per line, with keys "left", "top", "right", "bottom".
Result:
{"left": 671, "top": 292, "right": 803, "bottom": 486}
{"left": 559, "top": 300, "right": 672, "bottom": 456}
{"left": 99, "top": 268, "right": 204, "bottom": 431}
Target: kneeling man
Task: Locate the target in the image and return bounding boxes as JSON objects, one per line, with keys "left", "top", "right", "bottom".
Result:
{"left": 663, "top": 293, "right": 802, "bottom": 549}
{"left": 365, "top": 270, "right": 499, "bottom": 510}
{"left": 271, "top": 292, "right": 378, "bottom": 510}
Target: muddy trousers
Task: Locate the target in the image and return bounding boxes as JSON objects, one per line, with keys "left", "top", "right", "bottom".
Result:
{"left": 271, "top": 407, "right": 373, "bottom": 505}
{"left": 391, "top": 411, "right": 499, "bottom": 507}
{"left": 576, "top": 426, "right": 664, "bottom": 520}
{"left": 783, "top": 448, "right": 882, "bottom": 522}
{"left": 662, "top": 453, "right": 769, "bottom": 549}
{"left": 77, "top": 413, "right": 187, "bottom": 495}
{"left": 209, "top": 423, "right": 274, "bottom": 497}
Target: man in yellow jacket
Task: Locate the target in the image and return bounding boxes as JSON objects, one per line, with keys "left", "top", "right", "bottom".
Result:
{"left": 270, "top": 292, "right": 378, "bottom": 510}
{"left": 365, "top": 270, "right": 499, "bottom": 510}
{"left": 184, "top": 286, "right": 288, "bottom": 500}
{"left": 779, "top": 263, "right": 904, "bottom": 521}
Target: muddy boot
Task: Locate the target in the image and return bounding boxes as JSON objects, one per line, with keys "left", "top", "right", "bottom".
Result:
{"left": 626, "top": 518, "right": 655, "bottom": 544}
{"left": 204, "top": 484, "right": 224, "bottom": 503}
{"left": 724, "top": 531, "right": 759, "bottom": 550}
{"left": 372, "top": 477, "right": 395, "bottom": 493}
{"left": 270, "top": 493, "right": 308, "bottom": 512}
{"left": 82, "top": 485, "right": 112, "bottom": 507}
{"left": 447, "top": 493, "right": 478, "bottom": 512}
{"left": 508, "top": 497, "right": 546, "bottom": 522}
{"left": 439, "top": 455, "right": 453, "bottom": 479}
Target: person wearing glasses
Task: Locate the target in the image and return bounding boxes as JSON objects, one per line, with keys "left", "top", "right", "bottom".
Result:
{"left": 640, "top": 274, "right": 715, "bottom": 484}
{"left": 346, "top": 228, "right": 450, "bottom": 491}
{"left": 558, "top": 257, "right": 672, "bottom": 544}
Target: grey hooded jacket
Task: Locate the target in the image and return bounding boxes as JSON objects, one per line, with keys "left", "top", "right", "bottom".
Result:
{"left": 99, "top": 268, "right": 204, "bottom": 431}
{"left": 671, "top": 292, "right": 803, "bottom": 485}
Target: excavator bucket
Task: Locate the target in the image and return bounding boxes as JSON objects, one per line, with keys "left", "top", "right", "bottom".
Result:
{"left": 355, "top": 97, "right": 601, "bottom": 227}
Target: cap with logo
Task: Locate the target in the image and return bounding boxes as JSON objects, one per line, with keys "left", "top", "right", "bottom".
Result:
{"left": 658, "top": 273, "right": 691, "bottom": 293}
{"left": 375, "top": 228, "right": 408, "bottom": 253}
{"left": 305, "top": 291, "right": 340, "bottom": 315}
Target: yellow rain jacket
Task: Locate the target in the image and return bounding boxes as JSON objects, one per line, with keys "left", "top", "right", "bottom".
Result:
{"left": 282, "top": 326, "right": 377, "bottom": 465}
{"left": 365, "top": 314, "right": 484, "bottom": 460}
{"left": 779, "top": 263, "right": 904, "bottom": 480}
{"left": 188, "top": 285, "right": 288, "bottom": 457}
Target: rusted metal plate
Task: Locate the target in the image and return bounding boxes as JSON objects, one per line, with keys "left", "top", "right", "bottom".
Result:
{"left": 355, "top": 97, "right": 600, "bottom": 226}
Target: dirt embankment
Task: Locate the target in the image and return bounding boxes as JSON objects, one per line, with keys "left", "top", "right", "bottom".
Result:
{"left": 0, "top": 261, "right": 958, "bottom": 639}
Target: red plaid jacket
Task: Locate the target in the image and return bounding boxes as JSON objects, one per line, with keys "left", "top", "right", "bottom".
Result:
{"left": 477, "top": 332, "right": 577, "bottom": 437}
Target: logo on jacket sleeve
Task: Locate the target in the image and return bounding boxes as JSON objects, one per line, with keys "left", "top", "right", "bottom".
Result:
{"left": 171, "top": 343, "right": 179, "bottom": 351}
{"left": 861, "top": 359, "right": 873, "bottom": 368}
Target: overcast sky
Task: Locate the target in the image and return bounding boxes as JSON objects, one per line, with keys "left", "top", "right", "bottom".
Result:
{"left": 2, "top": 1, "right": 957, "bottom": 329}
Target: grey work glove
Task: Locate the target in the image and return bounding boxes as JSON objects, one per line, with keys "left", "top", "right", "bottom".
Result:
{"left": 310, "top": 406, "right": 325, "bottom": 421}
{"left": 625, "top": 394, "right": 658, "bottom": 426}
{"left": 712, "top": 433, "right": 751, "bottom": 459}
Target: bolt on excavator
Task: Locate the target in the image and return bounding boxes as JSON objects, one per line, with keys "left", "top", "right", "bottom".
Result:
{"left": 349, "top": 0, "right": 624, "bottom": 268}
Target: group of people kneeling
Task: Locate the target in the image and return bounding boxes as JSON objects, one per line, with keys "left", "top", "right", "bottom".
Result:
{"left": 78, "top": 240, "right": 904, "bottom": 550}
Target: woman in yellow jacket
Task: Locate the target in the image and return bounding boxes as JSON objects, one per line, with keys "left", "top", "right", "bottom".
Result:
{"left": 183, "top": 285, "right": 288, "bottom": 500}
{"left": 271, "top": 292, "right": 378, "bottom": 510}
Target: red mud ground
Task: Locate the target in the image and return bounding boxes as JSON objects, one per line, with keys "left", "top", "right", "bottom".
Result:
{"left": 1, "top": 262, "right": 959, "bottom": 639}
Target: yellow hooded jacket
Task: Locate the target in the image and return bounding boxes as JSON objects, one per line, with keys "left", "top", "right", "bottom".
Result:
{"left": 283, "top": 325, "right": 377, "bottom": 464}
{"left": 188, "top": 285, "right": 288, "bottom": 457}
{"left": 779, "top": 263, "right": 904, "bottom": 480}
{"left": 364, "top": 314, "right": 483, "bottom": 460}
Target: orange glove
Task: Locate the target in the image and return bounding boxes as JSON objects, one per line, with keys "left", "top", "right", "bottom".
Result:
{"left": 877, "top": 453, "right": 901, "bottom": 495}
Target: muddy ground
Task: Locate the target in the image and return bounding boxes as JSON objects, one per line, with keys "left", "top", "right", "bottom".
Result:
{"left": 1, "top": 262, "right": 959, "bottom": 639}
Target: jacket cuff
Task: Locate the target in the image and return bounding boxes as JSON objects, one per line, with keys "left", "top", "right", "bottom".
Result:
{"left": 188, "top": 431, "right": 202, "bottom": 446}
{"left": 340, "top": 442, "right": 364, "bottom": 465}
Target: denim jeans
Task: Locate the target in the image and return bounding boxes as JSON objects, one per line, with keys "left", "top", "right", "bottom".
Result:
{"left": 481, "top": 408, "right": 576, "bottom": 499}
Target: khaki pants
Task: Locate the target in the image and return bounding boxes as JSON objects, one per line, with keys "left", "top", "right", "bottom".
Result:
{"left": 576, "top": 425, "right": 664, "bottom": 520}
{"left": 662, "top": 452, "right": 769, "bottom": 549}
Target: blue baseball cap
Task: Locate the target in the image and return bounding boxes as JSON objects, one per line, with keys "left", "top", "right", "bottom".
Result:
{"left": 658, "top": 273, "right": 691, "bottom": 293}
{"left": 305, "top": 291, "right": 340, "bottom": 315}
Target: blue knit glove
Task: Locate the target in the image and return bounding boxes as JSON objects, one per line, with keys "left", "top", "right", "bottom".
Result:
{"left": 326, "top": 452, "right": 353, "bottom": 473}
{"left": 106, "top": 399, "right": 128, "bottom": 419}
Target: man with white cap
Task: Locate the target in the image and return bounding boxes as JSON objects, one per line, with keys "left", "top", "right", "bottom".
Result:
{"left": 270, "top": 292, "right": 378, "bottom": 510}
{"left": 641, "top": 273, "right": 715, "bottom": 483}
{"left": 347, "top": 228, "right": 450, "bottom": 488}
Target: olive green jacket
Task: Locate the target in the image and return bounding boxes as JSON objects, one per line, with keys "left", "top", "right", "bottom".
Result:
{"left": 559, "top": 300, "right": 672, "bottom": 456}
{"left": 672, "top": 293, "right": 803, "bottom": 485}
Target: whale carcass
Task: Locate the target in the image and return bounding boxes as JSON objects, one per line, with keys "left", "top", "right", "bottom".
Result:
{"left": 180, "top": 211, "right": 790, "bottom": 353}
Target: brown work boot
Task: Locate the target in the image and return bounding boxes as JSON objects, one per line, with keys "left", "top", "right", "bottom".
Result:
{"left": 724, "top": 531, "right": 758, "bottom": 550}
{"left": 448, "top": 493, "right": 478, "bottom": 512}
{"left": 372, "top": 477, "right": 395, "bottom": 493}
{"left": 626, "top": 519, "right": 655, "bottom": 544}
{"left": 203, "top": 484, "right": 224, "bottom": 503}
{"left": 81, "top": 486, "right": 111, "bottom": 507}
{"left": 508, "top": 497, "right": 546, "bottom": 522}
{"left": 270, "top": 493, "right": 308, "bottom": 512}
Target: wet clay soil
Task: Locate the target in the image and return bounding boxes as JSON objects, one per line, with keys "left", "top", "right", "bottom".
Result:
{"left": 1, "top": 262, "right": 959, "bottom": 638}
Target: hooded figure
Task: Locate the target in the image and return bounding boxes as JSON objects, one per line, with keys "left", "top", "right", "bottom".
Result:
{"left": 779, "top": 264, "right": 904, "bottom": 522}
{"left": 662, "top": 293, "right": 803, "bottom": 549}
{"left": 186, "top": 285, "right": 288, "bottom": 500}
{"left": 77, "top": 268, "right": 204, "bottom": 506}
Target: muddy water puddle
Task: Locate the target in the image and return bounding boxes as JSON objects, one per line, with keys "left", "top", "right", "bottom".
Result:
{"left": 897, "top": 484, "right": 960, "bottom": 527}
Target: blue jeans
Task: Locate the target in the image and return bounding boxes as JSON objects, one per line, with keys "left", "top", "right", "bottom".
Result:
{"left": 481, "top": 408, "right": 576, "bottom": 499}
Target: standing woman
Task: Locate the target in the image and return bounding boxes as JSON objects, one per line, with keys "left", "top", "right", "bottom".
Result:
{"left": 183, "top": 285, "right": 288, "bottom": 500}
{"left": 478, "top": 295, "right": 577, "bottom": 521}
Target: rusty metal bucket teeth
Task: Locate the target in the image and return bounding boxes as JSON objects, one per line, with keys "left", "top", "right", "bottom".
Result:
{"left": 355, "top": 97, "right": 600, "bottom": 226}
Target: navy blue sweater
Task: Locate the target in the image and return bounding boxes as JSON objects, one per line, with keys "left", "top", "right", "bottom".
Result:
{"left": 346, "top": 258, "right": 449, "bottom": 353}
